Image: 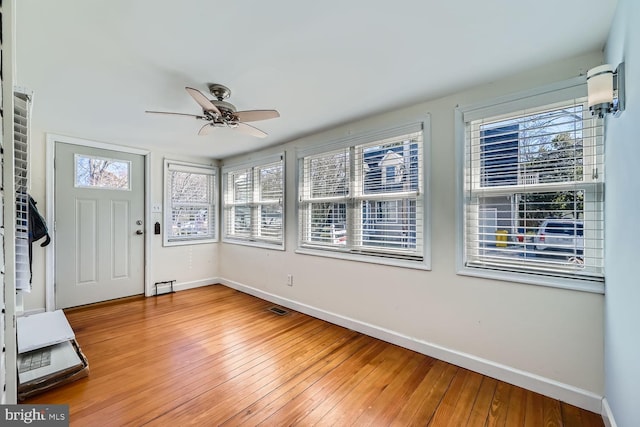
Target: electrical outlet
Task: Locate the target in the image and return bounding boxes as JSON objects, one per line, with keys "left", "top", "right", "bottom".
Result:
{"left": 152, "top": 203, "right": 162, "bottom": 213}
{"left": 286, "top": 274, "right": 293, "bottom": 286}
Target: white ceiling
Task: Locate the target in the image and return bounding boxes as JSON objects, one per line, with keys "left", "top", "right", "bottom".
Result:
{"left": 15, "top": 0, "right": 617, "bottom": 159}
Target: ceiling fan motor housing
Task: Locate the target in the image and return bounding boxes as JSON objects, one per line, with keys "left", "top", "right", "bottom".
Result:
{"left": 208, "top": 83, "right": 232, "bottom": 100}
{"left": 206, "top": 84, "right": 236, "bottom": 121}
{"left": 211, "top": 100, "right": 237, "bottom": 122}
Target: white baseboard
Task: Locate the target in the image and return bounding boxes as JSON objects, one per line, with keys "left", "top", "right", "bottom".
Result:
{"left": 218, "top": 277, "right": 603, "bottom": 414}
{"left": 147, "top": 277, "right": 218, "bottom": 296}
{"left": 602, "top": 398, "right": 618, "bottom": 427}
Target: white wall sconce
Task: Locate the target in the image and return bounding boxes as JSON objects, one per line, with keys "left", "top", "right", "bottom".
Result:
{"left": 587, "top": 62, "right": 625, "bottom": 118}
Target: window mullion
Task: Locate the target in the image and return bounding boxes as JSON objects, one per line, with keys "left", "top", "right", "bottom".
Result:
{"left": 251, "top": 167, "right": 259, "bottom": 239}
{"left": 347, "top": 146, "right": 358, "bottom": 249}
{"left": 299, "top": 158, "right": 310, "bottom": 244}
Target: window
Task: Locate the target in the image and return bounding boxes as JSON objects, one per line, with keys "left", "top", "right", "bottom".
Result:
{"left": 458, "top": 79, "right": 604, "bottom": 289}
{"left": 222, "top": 154, "right": 284, "bottom": 248}
{"left": 75, "top": 155, "right": 131, "bottom": 190}
{"left": 164, "top": 160, "right": 217, "bottom": 246}
{"left": 298, "top": 122, "right": 428, "bottom": 267}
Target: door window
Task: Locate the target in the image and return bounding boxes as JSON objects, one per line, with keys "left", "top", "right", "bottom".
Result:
{"left": 74, "top": 154, "right": 131, "bottom": 190}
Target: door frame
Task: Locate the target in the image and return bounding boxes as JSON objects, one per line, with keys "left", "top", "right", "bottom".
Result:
{"left": 45, "top": 134, "right": 152, "bottom": 311}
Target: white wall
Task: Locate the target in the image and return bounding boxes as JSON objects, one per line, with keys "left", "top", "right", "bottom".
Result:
{"left": 220, "top": 52, "right": 606, "bottom": 400}
{"left": 146, "top": 152, "right": 220, "bottom": 294}
{"left": 604, "top": 0, "right": 640, "bottom": 425}
{"left": 22, "top": 129, "right": 220, "bottom": 311}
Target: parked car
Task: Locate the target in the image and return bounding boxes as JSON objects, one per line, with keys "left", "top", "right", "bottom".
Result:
{"left": 533, "top": 219, "right": 584, "bottom": 261}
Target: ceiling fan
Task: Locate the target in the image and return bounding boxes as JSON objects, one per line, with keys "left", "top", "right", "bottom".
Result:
{"left": 146, "top": 84, "right": 280, "bottom": 138}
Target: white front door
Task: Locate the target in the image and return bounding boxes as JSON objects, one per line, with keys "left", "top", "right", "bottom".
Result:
{"left": 55, "top": 143, "right": 145, "bottom": 309}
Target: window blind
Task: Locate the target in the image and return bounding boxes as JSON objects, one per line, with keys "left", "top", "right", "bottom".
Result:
{"left": 299, "top": 125, "right": 424, "bottom": 261}
{"left": 14, "top": 91, "right": 31, "bottom": 291}
{"left": 463, "top": 97, "right": 604, "bottom": 280}
{"left": 222, "top": 155, "right": 284, "bottom": 247}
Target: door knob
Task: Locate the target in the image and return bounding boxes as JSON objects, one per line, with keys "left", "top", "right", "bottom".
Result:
{"left": 136, "top": 230, "right": 144, "bottom": 235}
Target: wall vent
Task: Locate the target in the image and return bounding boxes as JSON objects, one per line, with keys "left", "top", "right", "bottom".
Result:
{"left": 267, "top": 306, "right": 289, "bottom": 316}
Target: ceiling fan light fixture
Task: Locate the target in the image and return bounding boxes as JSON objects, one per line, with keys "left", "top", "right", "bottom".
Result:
{"left": 146, "top": 84, "right": 279, "bottom": 138}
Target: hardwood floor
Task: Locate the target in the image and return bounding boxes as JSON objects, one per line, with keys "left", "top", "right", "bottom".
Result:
{"left": 26, "top": 285, "right": 604, "bottom": 426}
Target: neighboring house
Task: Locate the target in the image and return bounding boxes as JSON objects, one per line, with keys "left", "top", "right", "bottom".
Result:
{"left": 479, "top": 124, "right": 520, "bottom": 247}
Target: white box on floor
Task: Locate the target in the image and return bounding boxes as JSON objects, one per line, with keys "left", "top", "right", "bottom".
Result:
{"left": 16, "top": 310, "right": 89, "bottom": 401}
{"left": 17, "top": 310, "right": 75, "bottom": 353}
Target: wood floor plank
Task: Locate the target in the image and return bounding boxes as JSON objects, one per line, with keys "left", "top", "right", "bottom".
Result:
{"left": 350, "top": 354, "right": 434, "bottom": 426}
{"left": 294, "top": 344, "right": 407, "bottom": 425}
{"left": 427, "top": 368, "right": 469, "bottom": 426}
{"left": 562, "top": 401, "right": 585, "bottom": 427}
{"left": 76, "top": 316, "right": 327, "bottom": 425}
{"left": 524, "top": 390, "right": 545, "bottom": 427}
{"left": 142, "top": 326, "right": 360, "bottom": 426}
{"left": 389, "top": 360, "right": 459, "bottom": 426}
{"left": 428, "top": 369, "right": 484, "bottom": 427}
{"left": 543, "top": 395, "right": 564, "bottom": 427}
{"left": 580, "top": 406, "right": 608, "bottom": 427}
{"left": 240, "top": 337, "right": 386, "bottom": 426}
{"left": 504, "top": 385, "right": 527, "bottom": 426}
{"left": 33, "top": 297, "right": 324, "bottom": 424}
{"left": 231, "top": 335, "right": 373, "bottom": 425}
{"left": 23, "top": 285, "right": 604, "bottom": 427}
{"left": 466, "top": 376, "right": 498, "bottom": 426}
{"left": 314, "top": 345, "right": 417, "bottom": 426}
{"left": 486, "top": 379, "right": 512, "bottom": 427}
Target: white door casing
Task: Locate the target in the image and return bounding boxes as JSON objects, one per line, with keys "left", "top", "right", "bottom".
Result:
{"left": 54, "top": 142, "right": 145, "bottom": 309}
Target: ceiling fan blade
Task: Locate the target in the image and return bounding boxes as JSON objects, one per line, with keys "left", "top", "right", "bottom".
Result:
{"left": 234, "top": 109, "right": 280, "bottom": 123}
{"left": 198, "top": 123, "right": 214, "bottom": 136}
{"left": 185, "top": 87, "right": 222, "bottom": 115}
{"left": 236, "top": 122, "right": 267, "bottom": 138}
{"left": 145, "top": 110, "right": 206, "bottom": 119}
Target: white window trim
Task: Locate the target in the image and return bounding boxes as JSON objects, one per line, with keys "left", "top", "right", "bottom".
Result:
{"left": 455, "top": 76, "right": 605, "bottom": 294}
{"left": 295, "top": 117, "right": 432, "bottom": 270}
{"left": 163, "top": 159, "right": 218, "bottom": 247}
{"left": 221, "top": 153, "right": 285, "bottom": 250}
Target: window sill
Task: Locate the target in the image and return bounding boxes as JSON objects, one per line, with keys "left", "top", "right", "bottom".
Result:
{"left": 295, "top": 247, "right": 431, "bottom": 270}
{"left": 456, "top": 264, "right": 604, "bottom": 294}
{"left": 163, "top": 238, "right": 218, "bottom": 247}
{"left": 222, "top": 238, "right": 285, "bottom": 251}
